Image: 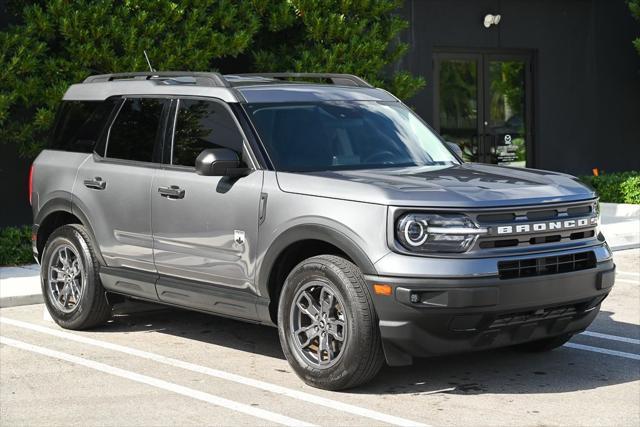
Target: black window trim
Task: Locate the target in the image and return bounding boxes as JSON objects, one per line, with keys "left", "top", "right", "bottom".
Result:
{"left": 93, "top": 97, "right": 124, "bottom": 158}
{"left": 164, "top": 96, "right": 260, "bottom": 172}
{"left": 99, "top": 95, "right": 171, "bottom": 168}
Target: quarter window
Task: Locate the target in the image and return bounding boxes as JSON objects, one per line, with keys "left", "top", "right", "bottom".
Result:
{"left": 107, "top": 98, "right": 165, "bottom": 162}
{"left": 172, "top": 99, "right": 243, "bottom": 167}
{"left": 50, "top": 100, "right": 117, "bottom": 153}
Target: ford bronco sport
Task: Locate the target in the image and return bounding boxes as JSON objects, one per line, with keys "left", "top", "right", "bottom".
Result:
{"left": 31, "top": 72, "right": 615, "bottom": 390}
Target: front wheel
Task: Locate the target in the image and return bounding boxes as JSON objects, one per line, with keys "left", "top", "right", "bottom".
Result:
{"left": 277, "top": 255, "right": 384, "bottom": 390}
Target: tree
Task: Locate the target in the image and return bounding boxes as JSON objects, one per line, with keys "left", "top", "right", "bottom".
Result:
{"left": 0, "top": 0, "right": 261, "bottom": 157}
{"left": 0, "top": 0, "right": 424, "bottom": 158}
{"left": 629, "top": 0, "right": 640, "bottom": 55}
{"left": 251, "top": 0, "right": 423, "bottom": 100}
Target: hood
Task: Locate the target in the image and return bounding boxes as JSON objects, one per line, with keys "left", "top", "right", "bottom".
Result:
{"left": 275, "top": 163, "right": 596, "bottom": 208}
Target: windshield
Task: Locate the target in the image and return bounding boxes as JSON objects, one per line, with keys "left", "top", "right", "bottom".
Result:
{"left": 245, "top": 101, "right": 459, "bottom": 172}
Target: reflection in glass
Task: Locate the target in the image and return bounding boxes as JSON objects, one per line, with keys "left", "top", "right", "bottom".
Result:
{"left": 173, "top": 100, "right": 244, "bottom": 167}
{"left": 438, "top": 60, "right": 478, "bottom": 162}
{"left": 488, "top": 60, "right": 526, "bottom": 167}
{"left": 247, "top": 101, "right": 458, "bottom": 172}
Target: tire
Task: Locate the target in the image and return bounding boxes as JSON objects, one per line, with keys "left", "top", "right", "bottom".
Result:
{"left": 40, "top": 224, "right": 112, "bottom": 330}
{"left": 277, "top": 255, "right": 384, "bottom": 390}
{"left": 514, "top": 333, "right": 573, "bottom": 352}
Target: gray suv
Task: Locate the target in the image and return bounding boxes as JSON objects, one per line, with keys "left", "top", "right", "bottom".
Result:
{"left": 31, "top": 72, "right": 615, "bottom": 390}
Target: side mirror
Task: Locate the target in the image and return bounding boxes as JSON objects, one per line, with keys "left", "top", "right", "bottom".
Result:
{"left": 195, "top": 148, "right": 247, "bottom": 177}
{"left": 445, "top": 141, "right": 463, "bottom": 159}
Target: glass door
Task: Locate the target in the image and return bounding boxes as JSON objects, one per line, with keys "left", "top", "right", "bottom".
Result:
{"left": 434, "top": 52, "right": 533, "bottom": 167}
{"left": 434, "top": 54, "right": 482, "bottom": 163}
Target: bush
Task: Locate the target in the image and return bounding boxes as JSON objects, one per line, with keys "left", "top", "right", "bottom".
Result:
{"left": 580, "top": 171, "right": 640, "bottom": 204}
{"left": 0, "top": 226, "right": 33, "bottom": 266}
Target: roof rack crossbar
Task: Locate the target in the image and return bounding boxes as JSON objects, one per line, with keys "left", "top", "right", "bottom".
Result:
{"left": 235, "top": 73, "right": 373, "bottom": 88}
{"left": 83, "top": 71, "right": 230, "bottom": 87}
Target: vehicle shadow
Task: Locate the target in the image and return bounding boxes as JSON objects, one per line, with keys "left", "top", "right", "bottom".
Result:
{"left": 96, "top": 303, "right": 640, "bottom": 396}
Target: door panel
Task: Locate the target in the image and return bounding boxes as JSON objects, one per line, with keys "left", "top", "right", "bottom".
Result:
{"left": 151, "top": 97, "right": 263, "bottom": 299}
{"left": 75, "top": 156, "right": 157, "bottom": 273}
{"left": 74, "top": 97, "right": 168, "bottom": 275}
{"left": 434, "top": 52, "right": 532, "bottom": 167}
{"left": 151, "top": 169, "right": 263, "bottom": 291}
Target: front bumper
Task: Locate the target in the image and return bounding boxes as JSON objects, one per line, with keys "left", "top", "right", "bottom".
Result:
{"left": 366, "top": 247, "right": 615, "bottom": 366}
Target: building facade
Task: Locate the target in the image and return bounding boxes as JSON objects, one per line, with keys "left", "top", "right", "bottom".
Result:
{"left": 399, "top": 0, "right": 640, "bottom": 175}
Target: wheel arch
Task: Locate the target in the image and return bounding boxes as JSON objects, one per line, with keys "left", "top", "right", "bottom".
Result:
{"left": 35, "top": 198, "right": 105, "bottom": 265}
{"left": 257, "top": 224, "right": 377, "bottom": 324}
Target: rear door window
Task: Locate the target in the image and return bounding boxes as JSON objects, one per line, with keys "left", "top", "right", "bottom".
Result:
{"left": 106, "top": 98, "right": 167, "bottom": 163}
{"left": 172, "top": 99, "right": 244, "bottom": 167}
{"left": 50, "top": 100, "right": 118, "bottom": 153}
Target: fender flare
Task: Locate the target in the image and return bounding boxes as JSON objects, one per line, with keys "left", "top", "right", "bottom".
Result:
{"left": 256, "top": 223, "right": 377, "bottom": 298}
{"left": 35, "top": 197, "right": 106, "bottom": 266}
{"left": 34, "top": 197, "right": 73, "bottom": 226}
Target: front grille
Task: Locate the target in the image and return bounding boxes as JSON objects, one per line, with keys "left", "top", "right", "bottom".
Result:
{"left": 497, "top": 250, "right": 596, "bottom": 279}
{"left": 471, "top": 200, "right": 598, "bottom": 251}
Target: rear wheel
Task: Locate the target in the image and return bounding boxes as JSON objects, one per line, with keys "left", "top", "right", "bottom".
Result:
{"left": 41, "top": 224, "right": 112, "bottom": 330}
{"left": 277, "top": 255, "right": 384, "bottom": 390}
{"left": 515, "top": 333, "right": 573, "bottom": 352}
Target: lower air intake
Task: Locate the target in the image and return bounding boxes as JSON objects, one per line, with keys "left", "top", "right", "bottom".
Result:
{"left": 498, "top": 251, "right": 596, "bottom": 280}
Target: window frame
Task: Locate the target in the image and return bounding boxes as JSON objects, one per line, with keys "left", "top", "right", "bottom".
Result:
{"left": 164, "top": 96, "right": 259, "bottom": 172}
{"left": 99, "top": 95, "right": 171, "bottom": 167}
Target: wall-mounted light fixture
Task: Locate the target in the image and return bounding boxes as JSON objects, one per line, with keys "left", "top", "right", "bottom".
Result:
{"left": 483, "top": 14, "right": 502, "bottom": 28}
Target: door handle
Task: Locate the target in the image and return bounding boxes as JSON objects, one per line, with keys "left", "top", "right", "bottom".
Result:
{"left": 84, "top": 177, "right": 106, "bottom": 190}
{"left": 158, "top": 185, "right": 185, "bottom": 199}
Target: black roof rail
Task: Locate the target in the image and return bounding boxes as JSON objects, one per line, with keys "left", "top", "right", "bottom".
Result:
{"left": 234, "top": 73, "right": 373, "bottom": 88}
{"left": 83, "top": 71, "right": 230, "bottom": 87}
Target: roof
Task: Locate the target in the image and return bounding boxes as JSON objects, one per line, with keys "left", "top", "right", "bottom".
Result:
{"left": 63, "top": 80, "right": 238, "bottom": 102}
{"left": 234, "top": 85, "right": 397, "bottom": 103}
{"left": 63, "top": 72, "right": 397, "bottom": 103}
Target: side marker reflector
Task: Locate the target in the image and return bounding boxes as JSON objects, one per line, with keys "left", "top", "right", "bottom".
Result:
{"left": 373, "top": 284, "right": 392, "bottom": 296}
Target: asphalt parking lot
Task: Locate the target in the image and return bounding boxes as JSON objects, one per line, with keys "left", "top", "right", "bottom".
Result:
{"left": 1, "top": 249, "right": 638, "bottom": 427}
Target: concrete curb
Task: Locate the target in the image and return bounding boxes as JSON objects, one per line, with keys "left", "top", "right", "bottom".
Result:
{"left": 610, "top": 243, "right": 640, "bottom": 252}
{"left": 0, "top": 294, "right": 44, "bottom": 309}
{"left": 600, "top": 203, "right": 640, "bottom": 218}
{"left": 0, "top": 264, "right": 42, "bottom": 309}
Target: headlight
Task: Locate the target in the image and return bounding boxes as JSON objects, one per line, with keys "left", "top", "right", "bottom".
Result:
{"left": 396, "top": 213, "right": 487, "bottom": 253}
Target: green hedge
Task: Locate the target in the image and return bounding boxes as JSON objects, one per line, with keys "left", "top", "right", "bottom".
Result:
{"left": 1, "top": 0, "right": 425, "bottom": 158}
{"left": 580, "top": 171, "right": 640, "bottom": 204}
{"left": 0, "top": 226, "right": 33, "bottom": 266}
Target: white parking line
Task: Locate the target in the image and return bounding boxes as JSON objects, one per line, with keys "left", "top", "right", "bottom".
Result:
{"left": 0, "top": 317, "right": 428, "bottom": 427}
{"left": 0, "top": 336, "right": 315, "bottom": 427}
{"left": 581, "top": 331, "right": 640, "bottom": 345}
{"left": 564, "top": 342, "right": 640, "bottom": 361}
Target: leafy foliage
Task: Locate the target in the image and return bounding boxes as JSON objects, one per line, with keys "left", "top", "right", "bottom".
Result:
{"left": 0, "top": 0, "right": 424, "bottom": 158}
{"left": 0, "top": 226, "right": 33, "bottom": 266}
{"left": 580, "top": 171, "right": 640, "bottom": 204}
{"left": 251, "top": 0, "right": 424, "bottom": 100}
{"left": 629, "top": 0, "right": 640, "bottom": 55}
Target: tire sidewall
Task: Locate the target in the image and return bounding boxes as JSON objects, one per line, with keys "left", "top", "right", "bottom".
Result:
{"left": 278, "top": 258, "right": 371, "bottom": 388}
{"left": 41, "top": 227, "right": 99, "bottom": 328}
